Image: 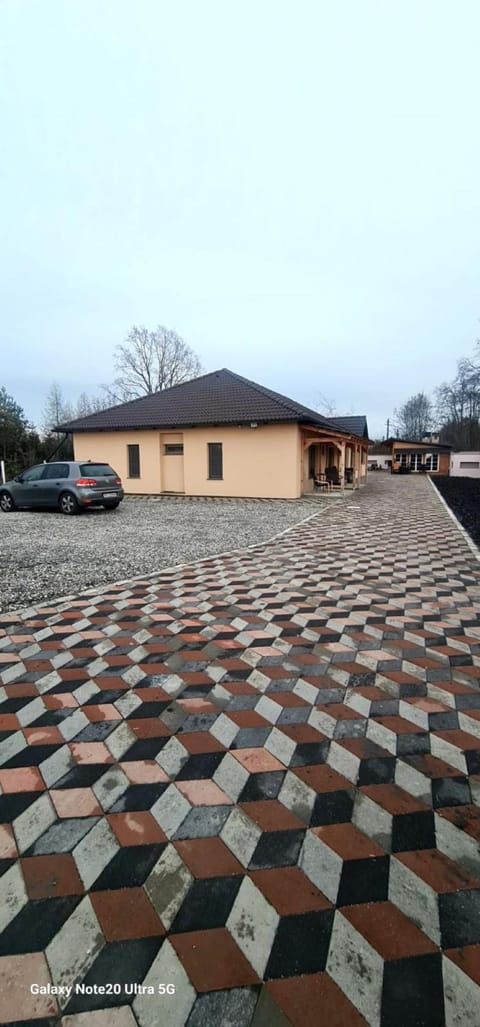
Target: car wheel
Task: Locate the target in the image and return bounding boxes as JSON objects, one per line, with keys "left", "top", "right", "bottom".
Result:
{"left": 0, "top": 491, "right": 16, "bottom": 512}
{"left": 59, "top": 491, "right": 80, "bottom": 515}
{"left": 103, "top": 501, "right": 120, "bottom": 510}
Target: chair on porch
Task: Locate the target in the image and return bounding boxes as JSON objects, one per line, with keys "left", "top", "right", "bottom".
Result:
{"left": 325, "top": 465, "right": 343, "bottom": 489}
{"left": 313, "top": 472, "right": 332, "bottom": 492}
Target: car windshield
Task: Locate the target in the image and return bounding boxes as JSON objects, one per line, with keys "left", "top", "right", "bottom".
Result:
{"left": 79, "top": 464, "right": 117, "bottom": 477}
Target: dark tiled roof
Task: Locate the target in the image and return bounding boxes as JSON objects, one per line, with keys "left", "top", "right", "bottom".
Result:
{"left": 56, "top": 368, "right": 367, "bottom": 437}
{"left": 385, "top": 437, "right": 453, "bottom": 450}
{"left": 329, "top": 415, "right": 369, "bottom": 438}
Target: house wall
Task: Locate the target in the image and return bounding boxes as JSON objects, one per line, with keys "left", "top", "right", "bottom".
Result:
{"left": 183, "top": 423, "right": 300, "bottom": 498}
{"left": 368, "top": 453, "right": 391, "bottom": 470}
{"left": 73, "top": 431, "right": 163, "bottom": 493}
{"left": 450, "top": 452, "right": 480, "bottom": 478}
{"left": 73, "top": 422, "right": 302, "bottom": 499}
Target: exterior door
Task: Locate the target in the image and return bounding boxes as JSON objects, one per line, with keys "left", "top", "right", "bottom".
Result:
{"left": 161, "top": 436, "right": 185, "bottom": 492}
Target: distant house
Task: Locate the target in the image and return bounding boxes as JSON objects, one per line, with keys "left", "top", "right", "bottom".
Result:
{"left": 367, "top": 452, "right": 392, "bottom": 472}
{"left": 450, "top": 452, "right": 480, "bottom": 478}
{"left": 56, "top": 368, "right": 370, "bottom": 499}
{"left": 375, "top": 437, "right": 452, "bottom": 475}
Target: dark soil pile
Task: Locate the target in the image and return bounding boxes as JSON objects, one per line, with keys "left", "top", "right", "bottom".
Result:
{"left": 433, "top": 475, "right": 480, "bottom": 548}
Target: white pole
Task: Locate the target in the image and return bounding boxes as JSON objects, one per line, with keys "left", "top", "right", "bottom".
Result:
{"left": 0, "top": 460, "right": 5, "bottom": 484}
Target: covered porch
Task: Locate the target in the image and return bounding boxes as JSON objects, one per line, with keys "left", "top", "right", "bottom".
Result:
{"left": 301, "top": 426, "right": 369, "bottom": 494}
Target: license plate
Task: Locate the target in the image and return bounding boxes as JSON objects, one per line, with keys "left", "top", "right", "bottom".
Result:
{"left": 103, "top": 492, "right": 117, "bottom": 498}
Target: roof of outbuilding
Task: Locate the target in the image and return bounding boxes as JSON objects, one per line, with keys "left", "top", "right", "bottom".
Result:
{"left": 56, "top": 368, "right": 368, "bottom": 438}
{"left": 329, "top": 415, "right": 369, "bottom": 438}
{"left": 384, "top": 437, "right": 453, "bottom": 450}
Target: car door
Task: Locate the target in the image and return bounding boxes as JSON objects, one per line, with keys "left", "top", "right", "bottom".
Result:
{"left": 38, "top": 463, "right": 70, "bottom": 506}
{"left": 14, "top": 464, "right": 46, "bottom": 506}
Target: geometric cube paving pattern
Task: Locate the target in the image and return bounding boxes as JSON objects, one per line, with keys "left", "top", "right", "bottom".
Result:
{"left": 1, "top": 474, "right": 480, "bottom": 1025}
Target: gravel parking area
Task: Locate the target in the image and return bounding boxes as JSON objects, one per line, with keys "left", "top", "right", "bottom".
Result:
{"left": 0, "top": 495, "right": 317, "bottom": 612}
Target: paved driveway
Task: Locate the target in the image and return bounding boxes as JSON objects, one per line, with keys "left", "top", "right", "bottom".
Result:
{"left": 1, "top": 474, "right": 480, "bottom": 1025}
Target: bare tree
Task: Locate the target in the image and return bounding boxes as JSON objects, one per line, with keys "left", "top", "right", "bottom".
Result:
{"left": 436, "top": 354, "right": 480, "bottom": 448}
{"left": 41, "top": 383, "right": 74, "bottom": 435}
{"left": 394, "top": 392, "right": 433, "bottom": 440}
{"left": 74, "top": 392, "right": 107, "bottom": 418}
{"left": 102, "top": 325, "right": 202, "bottom": 403}
{"left": 314, "top": 393, "right": 337, "bottom": 417}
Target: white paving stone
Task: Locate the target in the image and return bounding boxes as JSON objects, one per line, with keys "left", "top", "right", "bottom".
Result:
{"left": 299, "top": 829, "right": 343, "bottom": 903}
{"left": 133, "top": 940, "right": 196, "bottom": 1027}
{"left": 122, "top": 665, "right": 146, "bottom": 686}
{"left": 0, "top": 730, "right": 26, "bottom": 767}
{"left": 278, "top": 770, "right": 316, "bottom": 823}
{"left": 13, "top": 792, "right": 57, "bottom": 854}
{"left": 0, "top": 862, "right": 28, "bottom": 933}
{"left": 150, "top": 785, "right": 191, "bottom": 838}
{"left": 388, "top": 856, "right": 440, "bottom": 945}
{"left": 352, "top": 791, "right": 392, "bottom": 849}
{"left": 443, "top": 953, "right": 480, "bottom": 1027}
{"left": 46, "top": 896, "right": 105, "bottom": 1008}
{"left": 255, "top": 695, "right": 282, "bottom": 723}
{"left": 72, "top": 681, "right": 99, "bottom": 704}
{"left": 36, "top": 670, "right": 62, "bottom": 694}
{"left": 105, "top": 721, "right": 137, "bottom": 759}
{"left": 265, "top": 727, "right": 296, "bottom": 766}
{"left": 213, "top": 752, "right": 250, "bottom": 802}
{"left": 435, "top": 812, "right": 480, "bottom": 877}
{"left": 144, "top": 844, "right": 193, "bottom": 930}
{"left": 220, "top": 807, "right": 261, "bottom": 867}
{"left": 16, "top": 696, "right": 46, "bottom": 727}
{"left": 209, "top": 713, "right": 239, "bottom": 747}
{"left": 155, "top": 737, "right": 189, "bottom": 778}
{"left": 40, "top": 744, "right": 76, "bottom": 788}
{"left": 226, "top": 876, "right": 279, "bottom": 978}
{"left": 114, "top": 691, "right": 142, "bottom": 717}
{"left": 93, "top": 765, "right": 130, "bottom": 811}
{"left": 326, "top": 910, "right": 383, "bottom": 1027}
{"left": 72, "top": 818, "right": 119, "bottom": 889}
{"left": 59, "top": 708, "right": 90, "bottom": 741}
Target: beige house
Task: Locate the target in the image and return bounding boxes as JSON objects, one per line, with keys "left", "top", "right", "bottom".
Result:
{"left": 57, "top": 369, "right": 370, "bottom": 500}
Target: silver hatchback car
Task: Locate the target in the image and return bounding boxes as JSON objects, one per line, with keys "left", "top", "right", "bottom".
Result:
{"left": 0, "top": 460, "right": 124, "bottom": 515}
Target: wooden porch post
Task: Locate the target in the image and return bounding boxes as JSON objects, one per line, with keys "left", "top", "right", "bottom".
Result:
{"left": 339, "top": 442, "right": 345, "bottom": 486}
{"left": 353, "top": 445, "right": 359, "bottom": 487}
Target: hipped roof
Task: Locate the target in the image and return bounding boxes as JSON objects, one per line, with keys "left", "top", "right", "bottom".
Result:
{"left": 56, "top": 368, "right": 368, "bottom": 439}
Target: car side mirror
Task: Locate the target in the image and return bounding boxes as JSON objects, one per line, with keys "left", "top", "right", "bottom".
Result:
{"left": 14, "top": 475, "right": 23, "bottom": 483}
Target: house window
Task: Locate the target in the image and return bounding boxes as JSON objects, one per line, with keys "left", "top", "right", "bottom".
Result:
{"left": 208, "top": 442, "right": 223, "bottom": 480}
{"left": 164, "top": 444, "right": 184, "bottom": 455}
{"left": 127, "top": 444, "right": 140, "bottom": 478}
{"left": 460, "top": 460, "right": 479, "bottom": 468}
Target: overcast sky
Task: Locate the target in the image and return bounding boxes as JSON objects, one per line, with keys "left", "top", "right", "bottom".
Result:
{"left": 1, "top": 1, "right": 479, "bottom": 438}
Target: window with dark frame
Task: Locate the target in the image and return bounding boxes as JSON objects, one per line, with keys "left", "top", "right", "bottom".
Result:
{"left": 208, "top": 442, "right": 223, "bottom": 480}
{"left": 164, "top": 444, "right": 184, "bottom": 455}
{"left": 127, "top": 444, "right": 140, "bottom": 478}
